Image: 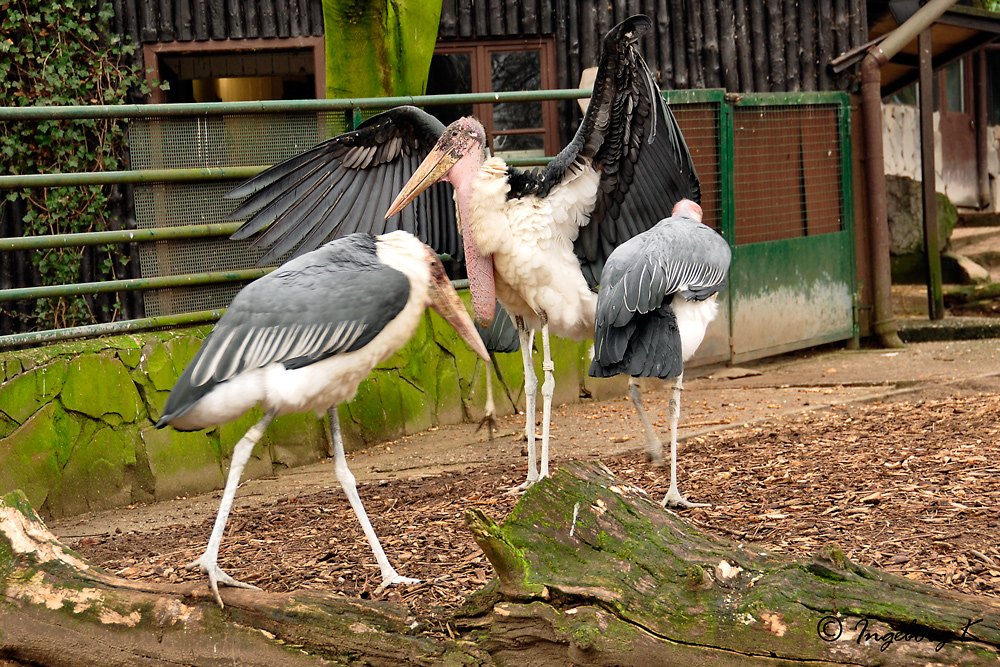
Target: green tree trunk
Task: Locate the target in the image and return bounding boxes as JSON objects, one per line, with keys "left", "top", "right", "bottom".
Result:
{"left": 322, "top": 0, "right": 443, "bottom": 100}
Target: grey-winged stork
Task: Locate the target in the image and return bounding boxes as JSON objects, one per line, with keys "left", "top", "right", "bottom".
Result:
{"left": 157, "top": 231, "right": 488, "bottom": 607}
{"left": 590, "top": 199, "right": 730, "bottom": 507}
{"left": 227, "top": 15, "right": 700, "bottom": 489}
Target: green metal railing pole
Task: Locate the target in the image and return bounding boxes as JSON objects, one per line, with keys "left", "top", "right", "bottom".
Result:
{"left": 0, "top": 223, "right": 244, "bottom": 250}
{"left": 0, "top": 310, "right": 224, "bottom": 348}
{"left": 0, "top": 166, "right": 263, "bottom": 189}
{"left": 0, "top": 89, "right": 594, "bottom": 121}
{"left": 0, "top": 268, "right": 272, "bottom": 303}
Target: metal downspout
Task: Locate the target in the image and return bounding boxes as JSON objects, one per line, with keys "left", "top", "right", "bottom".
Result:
{"left": 860, "top": 0, "right": 958, "bottom": 348}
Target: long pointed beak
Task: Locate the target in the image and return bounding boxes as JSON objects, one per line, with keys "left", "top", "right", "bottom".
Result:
{"left": 385, "top": 145, "right": 459, "bottom": 219}
{"left": 428, "top": 261, "right": 489, "bottom": 361}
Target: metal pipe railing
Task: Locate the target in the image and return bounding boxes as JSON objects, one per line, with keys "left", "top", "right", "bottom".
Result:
{"left": 0, "top": 268, "right": 271, "bottom": 303}
{"left": 0, "top": 223, "right": 241, "bottom": 250}
{"left": 0, "top": 89, "right": 592, "bottom": 121}
{"left": 0, "top": 309, "right": 224, "bottom": 348}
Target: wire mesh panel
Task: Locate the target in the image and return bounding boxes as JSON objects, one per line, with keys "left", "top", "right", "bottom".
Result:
{"left": 130, "top": 113, "right": 347, "bottom": 316}
{"left": 673, "top": 102, "right": 721, "bottom": 230}
{"left": 732, "top": 104, "right": 845, "bottom": 245}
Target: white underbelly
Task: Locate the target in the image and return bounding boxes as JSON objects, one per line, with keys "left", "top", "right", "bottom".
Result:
{"left": 673, "top": 294, "right": 719, "bottom": 362}
{"left": 170, "top": 291, "right": 427, "bottom": 430}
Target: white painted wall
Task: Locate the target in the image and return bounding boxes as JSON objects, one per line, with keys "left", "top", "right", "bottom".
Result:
{"left": 882, "top": 103, "right": 1000, "bottom": 210}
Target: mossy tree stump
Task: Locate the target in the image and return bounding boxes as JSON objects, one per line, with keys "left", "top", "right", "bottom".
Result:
{"left": 3, "top": 463, "right": 999, "bottom": 666}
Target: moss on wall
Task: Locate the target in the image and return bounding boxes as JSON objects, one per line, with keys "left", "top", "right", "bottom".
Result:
{"left": 0, "top": 300, "right": 613, "bottom": 520}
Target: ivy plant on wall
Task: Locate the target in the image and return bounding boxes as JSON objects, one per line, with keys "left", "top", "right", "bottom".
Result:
{"left": 0, "top": 0, "right": 160, "bottom": 329}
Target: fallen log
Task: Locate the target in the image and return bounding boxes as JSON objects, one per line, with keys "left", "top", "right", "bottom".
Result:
{"left": 2, "top": 462, "right": 999, "bottom": 666}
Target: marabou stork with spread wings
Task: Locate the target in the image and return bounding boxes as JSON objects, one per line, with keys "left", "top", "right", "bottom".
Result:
{"left": 157, "top": 231, "right": 488, "bottom": 607}
{"left": 227, "top": 15, "right": 700, "bottom": 489}
{"left": 590, "top": 199, "right": 731, "bottom": 508}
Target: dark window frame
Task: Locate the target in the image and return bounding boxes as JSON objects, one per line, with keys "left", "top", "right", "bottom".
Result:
{"left": 433, "top": 37, "right": 560, "bottom": 157}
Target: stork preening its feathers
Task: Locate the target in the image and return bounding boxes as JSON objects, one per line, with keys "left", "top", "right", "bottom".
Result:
{"left": 227, "top": 15, "right": 700, "bottom": 489}
{"left": 158, "top": 231, "right": 488, "bottom": 607}
{"left": 590, "top": 199, "right": 731, "bottom": 507}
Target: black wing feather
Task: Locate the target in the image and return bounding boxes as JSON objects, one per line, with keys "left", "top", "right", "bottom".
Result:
{"left": 508, "top": 16, "right": 702, "bottom": 288}
{"left": 159, "top": 234, "right": 411, "bottom": 424}
{"left": 228, "top": 106, "right": 458, "bottom": 264}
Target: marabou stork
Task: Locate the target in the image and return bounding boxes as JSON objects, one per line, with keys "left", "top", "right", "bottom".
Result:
{"left": 227, "top": 15, "right": 700, "bottom": 489}
{"left": 157, "top": 231, "right": 488, "bottom": 607}
{"left": 590, "top": 199, "right": 731, "bottom": 507}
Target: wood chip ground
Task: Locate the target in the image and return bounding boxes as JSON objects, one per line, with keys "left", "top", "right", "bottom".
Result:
{"left": 76, "top": 385, "right": 1000, "bottom": 625}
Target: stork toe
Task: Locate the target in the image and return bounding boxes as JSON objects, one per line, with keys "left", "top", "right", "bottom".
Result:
{"left": 661, "top": 488, "right": 710, "bottom": 509}
{"left": 187, "top": 553, "right": 261, "bottom": 608}
{"left": 374, "top": 572, "right": 421, "bottom": 595}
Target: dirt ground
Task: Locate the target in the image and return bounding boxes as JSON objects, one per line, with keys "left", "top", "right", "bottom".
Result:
{"left": 55, "top": 339, "right": 1000, "bottom": 626}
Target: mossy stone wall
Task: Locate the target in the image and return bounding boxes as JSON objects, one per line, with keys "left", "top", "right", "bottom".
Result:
{"left": 0, "top": 304, "right": 623, "bottom": 520}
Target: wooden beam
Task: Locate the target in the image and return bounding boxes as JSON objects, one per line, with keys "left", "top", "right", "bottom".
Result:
{"left": 918, "top": 28, "right": 944, "bottom": 320}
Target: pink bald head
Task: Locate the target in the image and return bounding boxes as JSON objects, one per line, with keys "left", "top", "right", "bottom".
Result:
{"left": 672, "top": 199, "right": 702, "bottom": 222}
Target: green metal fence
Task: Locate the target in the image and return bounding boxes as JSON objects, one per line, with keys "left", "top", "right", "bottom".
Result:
{"left": 0, "top": 89, "right": 856, "bottom": 359}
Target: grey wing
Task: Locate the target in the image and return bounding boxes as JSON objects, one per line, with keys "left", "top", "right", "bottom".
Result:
{"left": 159, "top": 236, "right": 411, "bottom": 423}
{"left": 531, "top": 15, "right": 701, "bottom": 286}
{"left": 593, "top": 219, "right": 730, "bottom": 361}
{"left": 227, "top": 106, "right": 458, "bottom": 265}
{"left": 476, "top": 301, "right": 520, "bottom": 354}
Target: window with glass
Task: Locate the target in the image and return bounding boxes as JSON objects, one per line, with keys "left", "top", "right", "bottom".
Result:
{"left": 427, "top": 39, "right": 558, "bottom": 160}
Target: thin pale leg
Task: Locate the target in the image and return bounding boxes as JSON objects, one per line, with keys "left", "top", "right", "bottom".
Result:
{"left": 510, "top": 316, "right": 538, "bottom": 492}
{"left": 477, "top": 360, "right": 498, "bottom": 441}
{"left": 538, "top": 311, "right": 555, "bottom": 480}
{"left": 661, "top": 374, "right": 709, "bottom": 509}
{"left": 328, "top": 406, "right": 419, "bottom": 593}
{"left": 628, "top": 377, "right": 664, "bottom": 466}
{"left": 187, "top": 409, "right": 276, "bottom": 608}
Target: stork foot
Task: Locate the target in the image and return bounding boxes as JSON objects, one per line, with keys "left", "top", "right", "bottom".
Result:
{"left": 186, "top": 553, "right": 261, "bottom": 608}
{"left": 475, "top": 412, "right": 498, "bottom": 442}
{"left": 507, "top": 473, "right": 544, "bottom": 495}
{"left": 661, "top": 487, "right": 710, "bottom": 509}
{"left": 373, "top": 572, "right": 420, "bottom": 595}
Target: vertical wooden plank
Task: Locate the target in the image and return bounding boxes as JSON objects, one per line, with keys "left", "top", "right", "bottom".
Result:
{"left": 139, "top": 0, "right": 158, "bottom": 40}
{"left": 309, "top": 0, "right": 322, "bottom": 35}
{"left": 716, "top": 1, "right": 737, "bottom": 91}
{"left": 733, "top": 0, "right": 752, "bottom": 92}
{"left": 243, "top": 0, "right": 259, "bottom": 38}
{"left": 208, "top": 0, "right": 226, "bottom": 38}
{"left": 656, "top": 0, "right": 673, "bottom": 88}
{"left": 192, "top": 0, "right": 208, "bottom": 39}
{"left": 817, "top": 0, "right": 833, "bottom": 90}
{"left": 228, "top": 0, "right": 246, "bottom": 39}
{"left": 540, "top": 0, "right": 553, "bottom": 33}
{"left": 486, "top": 0, "right": 501, "bottom": 35}
{"left": 175, "top": 0, "right": 193, "bottom": 40}
{"left": 799, "top": 0, "right": 817, "bottom": 91}
{"left": 749, "top": 0, "right": 768, "bottom": 91}
{"left": 581, "top": 2, "right": 596, "bottom": 71}
{"left": 474, "top": 0, "right": 488, "bottom": 38}
{"left": 832, "top": 0, "right": 850, "bottom": 88}
{"left": 567, "top": 0, "right": 580, "bottom": 89}
{"left": 702, "top": 0, "right": 721, "bottom": 89}
{"left": 259, "top": 0, "right": 276, "bottom": 38}
{"left": 783, "top": 0, "right": 800, "bottom": 91}
{"left": 669, "top": 0, "right": 687, "bottom": 88}
{"left": 274, "top": 0, "right": 290, "bottom": 37}
{"left": 766, "top": 0, "right": 785, "bottom": 92}
{"left": 457, "top": 0, "right": 473, "bottom": 36}
{"left": 439, "top": 0, "right": 456, "bottom": 37}
{"left": 918, "top": 29, "right": 944, "bottom": 319}
{"left": 522, "top": 0, "right": 538, "bottom": 34}
{"left": 507, "top": 0, "right": 521, "bottom": 34}
{"left": 158, "top": 0, "right": 175, "bottom": 41}
{"left": 288, "top": 0, "right": 302, "bottom": 37}
{"left": 595, "top": 0, "right": 611, "bottom": 49}
{"left": 298, "top": 0, "right": 311, "bottom": 36}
